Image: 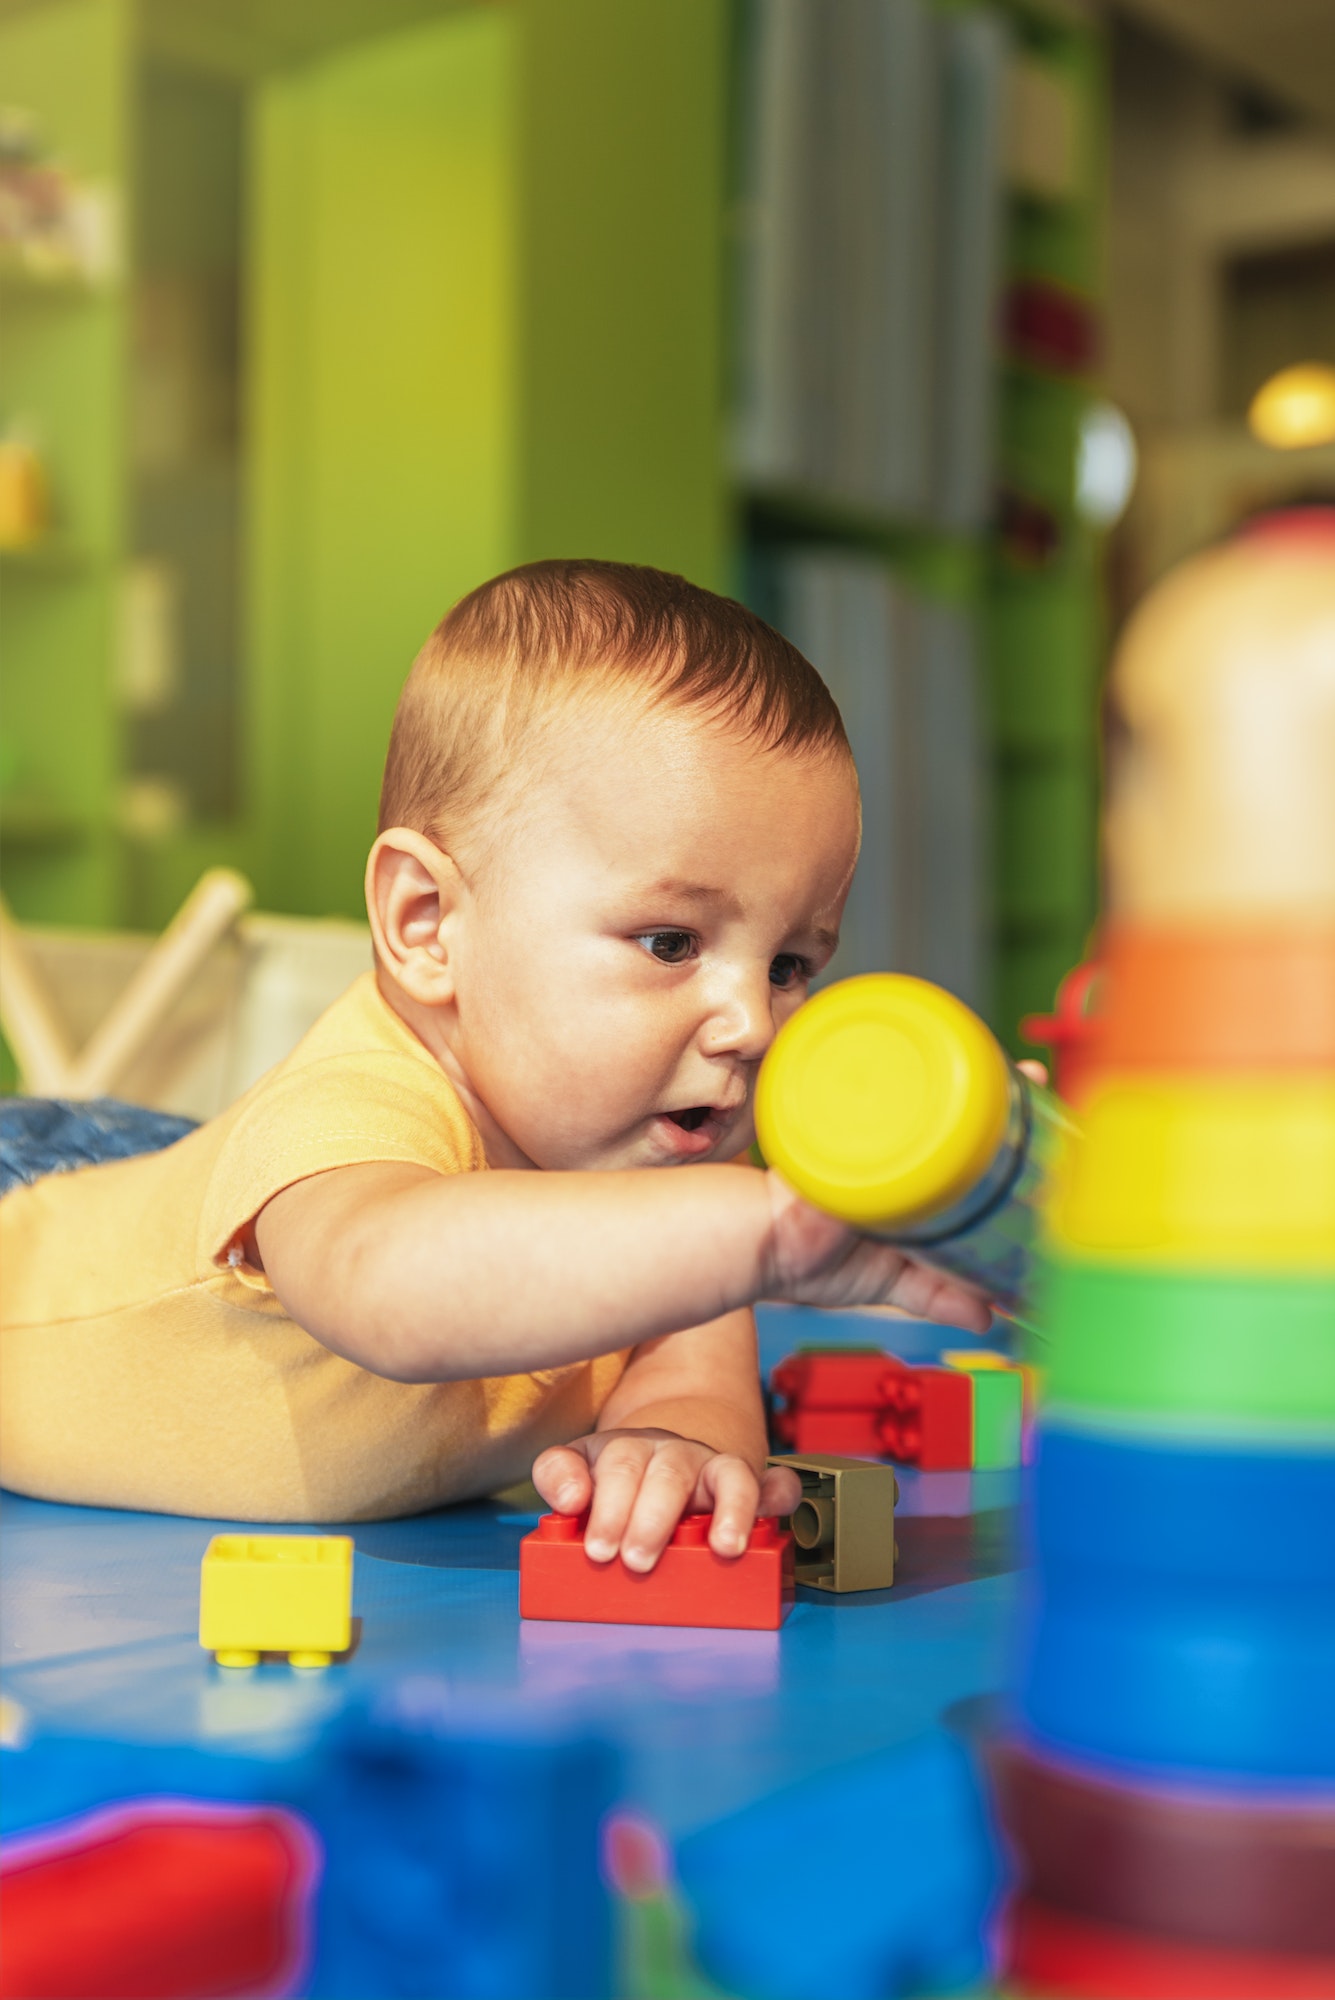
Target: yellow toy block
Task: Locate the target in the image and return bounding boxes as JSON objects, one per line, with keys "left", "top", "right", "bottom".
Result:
{"left": 199, "top": 1534, "right": 353, "bottom": 1668}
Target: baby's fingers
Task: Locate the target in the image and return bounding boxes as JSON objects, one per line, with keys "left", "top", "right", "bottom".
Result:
{"left": 758, "top": 1463, "right": 802, "bottom": 1519}
{"left": 700, "top": 1455, "right": 763, "bottom": 1560}
{"left": 583, "top": 1436, "right": 656, "bottom": 1563}
{"left": 532, "top": 1443, "right": 594, "bottom": 1516}
{"left": 888, "top": 1258, "right": 992, "bottom": 1334}
{"left": 619, "top": 1445, "right": 708, "bottom": 1572}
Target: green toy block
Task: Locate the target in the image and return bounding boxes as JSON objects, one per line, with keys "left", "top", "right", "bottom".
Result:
{"left": 967, "top": 1367, "right": 1024, "bottom": 1469}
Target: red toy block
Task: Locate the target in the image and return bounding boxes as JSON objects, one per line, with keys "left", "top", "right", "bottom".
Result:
{"left": 774, "top": 1407, "right": 888, "bottom": 1456}
{"left": 770, "top": 1349, "right": 975, "bottom": 1469}
{"left": 0, "top": 1799, "right": 317, "bottom": 2000}
{"left": 875, "top": 1365, "right": 973, "bottom": 1470}
{"left": 1005, "top": 1893, "right": 1335, "bottom": 1999}
{"left": 519, "top": 1513, "right": 794, "bottom": 1630}
{"left": 771, "top": 1348, "right": 904, "bottom": 1410}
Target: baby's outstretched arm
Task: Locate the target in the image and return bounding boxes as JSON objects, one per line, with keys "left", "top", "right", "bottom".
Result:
{"left": 255, "top": 1159, "right": 989, "bottom": 1569}
{"left": 252, "top": 1157, "right": 990, "bottom": 1383}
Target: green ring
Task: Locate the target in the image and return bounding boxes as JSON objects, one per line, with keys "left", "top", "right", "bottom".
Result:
{"left": 1037, "top": 1258, "right": 1335, "bottom": 1429}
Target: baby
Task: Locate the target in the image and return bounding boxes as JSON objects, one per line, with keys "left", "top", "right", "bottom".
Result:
{"left": 0, "top": 561, "right": 989, "bottom": 1571}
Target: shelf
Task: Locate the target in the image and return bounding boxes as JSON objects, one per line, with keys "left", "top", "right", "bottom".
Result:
{"left": 0, "top": 540, "right": 93, "bottom": 576}
{"left": 0, "top": 258, "right": 104, "bottom": 301}
{"left": 0, "top": 801, "right": 91, "bottom": 851}
{"left": 1007, "top": 0, "right": 1094, "bottom": 35}
{"left": 742, "top": 487, "right": 986, "bottom": 598}
{"left": 140, "top": 0, "right": 458, "bottom": 82}
{"left": 1002, "top": 356, "right": 1098, "bottom": 395}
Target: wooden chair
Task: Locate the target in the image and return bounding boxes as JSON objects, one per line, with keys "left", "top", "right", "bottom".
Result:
{"left": 0, "top": 871, "right": 372, "bottom": 1120}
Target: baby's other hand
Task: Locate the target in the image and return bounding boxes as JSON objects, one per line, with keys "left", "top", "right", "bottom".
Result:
{"left": 531, "top": 1430, "right": 802, "bottom": 1575}
{"left": 760, "top": 1169, "right": 993, "bottom": 1334}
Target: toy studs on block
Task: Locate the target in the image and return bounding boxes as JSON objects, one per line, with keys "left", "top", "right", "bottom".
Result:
{"left": 768, "top": 1454, "right": 898, "bottom": 1592}
{"left": 771, "top": 1347, "right": 1024, "bottom": 1470}
{"left": 199, "top": 1534, "right": 353, "bottom": 1667}
{"left": 518, "top": 1512, "right": 794, "bottom": 1629}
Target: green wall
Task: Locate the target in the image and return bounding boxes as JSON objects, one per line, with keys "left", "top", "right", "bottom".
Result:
{"left": 248, "top": 6, "right": 520, "bottom": 916}
{"left": 517, "top": 0, "right": 728, "bottom": 586}
{"left": 248, "top": 0, "right": 729, "bottom": 920}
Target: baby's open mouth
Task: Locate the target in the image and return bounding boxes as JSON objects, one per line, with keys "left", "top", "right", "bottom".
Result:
{"left": 666, "top": 1106, "right": 712, "bottom": 1133}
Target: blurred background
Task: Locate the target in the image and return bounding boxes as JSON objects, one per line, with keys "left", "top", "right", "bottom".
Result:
{"left": 2, "top": 0, "right": 1334, "bottom": 1063}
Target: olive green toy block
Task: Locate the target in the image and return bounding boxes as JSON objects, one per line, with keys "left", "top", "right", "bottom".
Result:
{"left": 199, "top": 1534, "right": 353, "bottom": 1668}
{"left": 1040, "top": 1260, "right": 1335, "bottom": 1435}
{"left": 769, "top": 1455, "right": 898, "bottom": 1593}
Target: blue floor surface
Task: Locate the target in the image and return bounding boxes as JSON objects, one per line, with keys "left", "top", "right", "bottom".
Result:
{"left": 1, "top": 1308, "right": 1024, "bottom": 1842}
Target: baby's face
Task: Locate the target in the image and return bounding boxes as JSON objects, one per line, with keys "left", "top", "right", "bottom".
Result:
{"left": 445, "top": 701, "right": 859, "bottom": 1171}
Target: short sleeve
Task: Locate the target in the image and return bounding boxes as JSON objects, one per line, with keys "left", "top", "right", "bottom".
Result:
{"left": 197, "top": 1048, "right": 485, "bottom": 1274}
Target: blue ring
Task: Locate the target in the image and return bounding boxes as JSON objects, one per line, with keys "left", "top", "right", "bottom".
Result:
{"left": 1020, "top": 1424, "right": 1335, "bottom": 1780}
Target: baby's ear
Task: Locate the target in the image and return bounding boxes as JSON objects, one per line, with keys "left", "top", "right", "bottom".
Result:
{"left": 365, "top": 827, "right": 463, "bottom": 1005}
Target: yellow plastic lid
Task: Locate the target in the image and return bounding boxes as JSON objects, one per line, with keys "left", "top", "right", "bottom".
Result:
{"left": 754, "top": 974, "right": 1012, "bottom": 1231}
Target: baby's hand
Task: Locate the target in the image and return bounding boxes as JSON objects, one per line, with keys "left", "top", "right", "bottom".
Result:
{"left": 531, "top": 1430, "right": 802, "bottom": 1574}
{"left": 760, "top": 1170, "right": 994, "bottom": 1333}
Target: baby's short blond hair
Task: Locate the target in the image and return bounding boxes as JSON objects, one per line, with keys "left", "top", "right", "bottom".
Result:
{"left": 379, "top": 559, "right": 850, "bottom": 856}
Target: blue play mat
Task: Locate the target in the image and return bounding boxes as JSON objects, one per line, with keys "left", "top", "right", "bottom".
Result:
{"left": 1, "top": 1305, "right": 1021, "bottom": 1997}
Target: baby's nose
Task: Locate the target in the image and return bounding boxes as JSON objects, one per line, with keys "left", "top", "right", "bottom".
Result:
{"left": 701, "top": 976, "right": 776, "bottom": 1061}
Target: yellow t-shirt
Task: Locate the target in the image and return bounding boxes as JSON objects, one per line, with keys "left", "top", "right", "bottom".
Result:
{"left": 0, "top": 973, "right": 629, "bottom": 1521}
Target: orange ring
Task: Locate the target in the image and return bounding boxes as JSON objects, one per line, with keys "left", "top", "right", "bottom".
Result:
{"left": 1090, "top": 923, "right": 1335, "bottom": 1070}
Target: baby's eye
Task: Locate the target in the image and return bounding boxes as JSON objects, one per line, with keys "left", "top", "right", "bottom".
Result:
{"left": 636, "top": 930, "right": 698, "bottom": 966}
{"left": 769, "top": 953, "right": 811, "bottom": 991}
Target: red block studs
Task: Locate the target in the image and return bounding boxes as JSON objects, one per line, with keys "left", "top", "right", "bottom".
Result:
{"left": 874, "top": 1366, "right": 974, "bottom": 1470}
{"left": 771, "top": 1350, "right": 975, "bottom": 1469}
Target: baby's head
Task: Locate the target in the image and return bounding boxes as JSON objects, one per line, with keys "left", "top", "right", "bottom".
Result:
{"left": 368, "top": 560, "right": 860, "bottom": 1171}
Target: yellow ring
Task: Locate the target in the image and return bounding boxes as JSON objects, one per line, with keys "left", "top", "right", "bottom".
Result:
{"left": 1046, "top": 1075, "right": 1335, "bottom": 1270}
